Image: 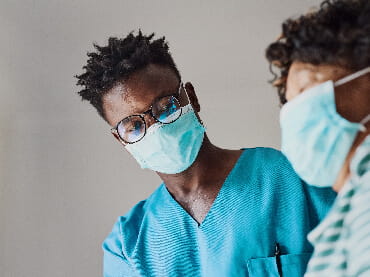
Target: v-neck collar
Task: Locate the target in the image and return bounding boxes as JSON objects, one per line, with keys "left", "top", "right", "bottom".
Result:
{"left": 161, "top": 149, "right": 246, "bottom": 228}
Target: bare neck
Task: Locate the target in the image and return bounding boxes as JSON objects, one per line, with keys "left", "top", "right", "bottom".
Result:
{"left": 157, "top": 135, "right": 241, "bottom": 198}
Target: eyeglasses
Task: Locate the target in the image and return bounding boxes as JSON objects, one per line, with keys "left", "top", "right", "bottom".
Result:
{"left": 111, "top": 82, "right": 184, "bottom": 144}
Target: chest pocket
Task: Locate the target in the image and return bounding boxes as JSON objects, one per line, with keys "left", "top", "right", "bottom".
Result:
{"left": 246, "top": 253, "right": 311, "bottom": 277}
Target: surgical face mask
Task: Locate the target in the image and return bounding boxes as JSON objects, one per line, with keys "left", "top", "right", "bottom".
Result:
{"left": 125, "top": 104, "right": 205, "bottom": 174}
{"left": 280, "top": 67, "right": 370, "bottom": 187}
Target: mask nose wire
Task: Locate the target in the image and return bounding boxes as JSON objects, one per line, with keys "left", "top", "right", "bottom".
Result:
{"left": 334, "top": 67, "right": 370, "bottom": 87}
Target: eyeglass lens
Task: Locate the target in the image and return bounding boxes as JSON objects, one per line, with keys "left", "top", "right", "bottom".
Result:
{"left": 117, "top": 95, "right": 181, "bottom": 143}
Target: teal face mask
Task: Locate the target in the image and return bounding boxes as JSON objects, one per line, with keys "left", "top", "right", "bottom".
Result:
{"left": 125, "top": 104, "right": 205, "bottom": 174}
{"left": 280, "top": 67, "right": 370, "bottom": 187}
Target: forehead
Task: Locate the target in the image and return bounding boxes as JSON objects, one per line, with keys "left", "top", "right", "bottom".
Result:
{"left": 103, "top": 64, "right": 180, "bottom": 126}
{"left": 286, "top": 62, "right": 350, "bottom": 101}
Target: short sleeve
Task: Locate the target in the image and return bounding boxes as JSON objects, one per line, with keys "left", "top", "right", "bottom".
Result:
{"left": 102, "top": 219, "right": 136, "bottom": 277}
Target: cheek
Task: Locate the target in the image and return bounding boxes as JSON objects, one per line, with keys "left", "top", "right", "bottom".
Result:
{"left": 286, "top": 74, "right": 323, "bottom": 102}
{"left": 286, "top": 65, "right": 322, "bottom": 101}
{"left": 285, "top": 78, "right": 301, "bottom": 102}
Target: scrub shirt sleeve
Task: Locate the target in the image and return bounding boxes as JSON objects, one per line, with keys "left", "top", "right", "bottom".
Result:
{"left": 102, "top": 219, "right": 136, "bottom": 277}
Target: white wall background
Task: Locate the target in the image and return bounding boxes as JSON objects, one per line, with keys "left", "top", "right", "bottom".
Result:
{"left": 1, "top": 0, "right": 322, "bottom": 276}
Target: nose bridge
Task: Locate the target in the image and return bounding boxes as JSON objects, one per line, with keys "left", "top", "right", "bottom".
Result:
{"left": 143, "top": 111, "right": 157, "bottom": 128}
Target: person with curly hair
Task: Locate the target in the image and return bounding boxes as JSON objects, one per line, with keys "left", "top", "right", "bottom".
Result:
{"left": 76, "top": 31, "right": 335, "bottom": 276}
{"left": 266, "top": 0, "right": 370, "bottom": 275}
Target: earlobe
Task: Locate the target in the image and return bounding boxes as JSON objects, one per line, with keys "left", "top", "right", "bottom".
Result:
{"left": 184, "top": 82, "right": 201, "bottom": 112}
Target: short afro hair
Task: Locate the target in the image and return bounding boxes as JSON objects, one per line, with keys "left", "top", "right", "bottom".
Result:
{"left": 75, "top": 31, "right": 181, "bottom": 119}
{"left": 265, "top": 0, "right": 370, "bottom": 104}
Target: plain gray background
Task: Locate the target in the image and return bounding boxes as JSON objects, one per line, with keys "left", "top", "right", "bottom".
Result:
{"left": 1, "top": 0, "right": 322, "bottom": 276}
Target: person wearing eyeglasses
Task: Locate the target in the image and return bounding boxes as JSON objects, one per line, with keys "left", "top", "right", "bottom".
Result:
{"left": 75, "top": 31, "right": 335, "bottom": 277}
{"left": 266, "top": 0, "right": 370, "bottom": 275}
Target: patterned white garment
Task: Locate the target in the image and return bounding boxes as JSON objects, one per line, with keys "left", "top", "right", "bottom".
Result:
{"left": 305, "top": 136, "right": 370, "bottom": 276}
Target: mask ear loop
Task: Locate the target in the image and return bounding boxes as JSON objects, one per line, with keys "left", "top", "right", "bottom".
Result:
{"left": 333, "top": 67, "right": 370, "bottom": 132}
{"left": 334, "top": 67, "right": 370, "bottom": 87}
{"left": 180, "top": 83, "right": 193, "bottom": 115}
{"left": 360, "top": 114, "right": 370, "bottom": 132}
{"left": 181, "top": 83, "right": 192, "bottom": 105}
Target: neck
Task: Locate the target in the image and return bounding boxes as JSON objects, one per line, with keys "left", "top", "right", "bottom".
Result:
{"left": 333, "top": 130, "right": 369, "bottom": 192}
{"left": 157, "top": 135, "right": 235, "bottom": 197}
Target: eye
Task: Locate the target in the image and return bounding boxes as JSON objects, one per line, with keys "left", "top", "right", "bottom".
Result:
{"left": 117, "top": 116, "right": 146, "bottom": 143}
{"left": 152, "top": 96, "right": 181, "bottom": 123}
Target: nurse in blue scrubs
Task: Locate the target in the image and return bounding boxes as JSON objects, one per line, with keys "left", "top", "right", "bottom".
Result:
{"left": 75, "top": 31, "right": 336, "bottom": 277}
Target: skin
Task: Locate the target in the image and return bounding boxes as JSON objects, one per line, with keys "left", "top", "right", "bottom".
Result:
{"left": 103, "top": 64, "right": 243, "bottom": 224}
{"left": 286, "top": 62, "right": 370, "bottom": 192}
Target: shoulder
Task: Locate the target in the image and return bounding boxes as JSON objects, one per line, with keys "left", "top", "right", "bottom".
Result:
{"left": 347, "top": 174, "right": 370, "bottom": 228}
{"left": 238, "top": 147, "right": 336, "bottom": 214}
{"left": 240, "top": 147, "right": 291, "bottom": 167}
{"left": 231, "top": 147, "right": 304, "bottom": 198}
{"left": 345, "top": 136, "right": 370, "bottom": 232}
{"left": 102, "top": 215, "right": 139, "bottom": 276}
{"left": 238, "top": 147, "right": 299, "bottom": 179}
{"left": 103, "top": 185, "right": 165, "bottom": 258}
{"left": 242, "top": 146, "right": 284, "bottom": 158}
{"left": 351, "top": 136, "right": 370, "bottom": 181}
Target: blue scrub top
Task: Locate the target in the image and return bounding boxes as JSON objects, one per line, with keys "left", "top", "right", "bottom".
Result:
{"left": 103, "top": 148, "right": 336, "bottom": 276}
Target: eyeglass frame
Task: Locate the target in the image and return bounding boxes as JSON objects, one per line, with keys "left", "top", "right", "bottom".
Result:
{"left": 111, "top": 81, "right": 186, "bottom": 145}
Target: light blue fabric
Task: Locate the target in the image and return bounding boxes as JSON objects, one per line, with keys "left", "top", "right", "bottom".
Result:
{"left": 305, "top": 136, "right": 370, "bottom": 276}
{"left": 103, "top": 148, "right": 336, "bottom": 276}
{"left": 280, "top": 80, "right": 365, "bottom": 188}
{"left": 125, "top": 104, "right": 205, "bottom": 174}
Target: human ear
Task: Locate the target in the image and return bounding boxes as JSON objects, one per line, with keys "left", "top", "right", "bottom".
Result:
{"left": 184, "top": 82, "right": 201, "bottom": 112}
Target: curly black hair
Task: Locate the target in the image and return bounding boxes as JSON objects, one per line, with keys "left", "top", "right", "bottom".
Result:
{"left": 75, "top": 31, "right": 181, "bottom": 119}
{"left": 266, "top": 0, "right": 370, "bottom": 104}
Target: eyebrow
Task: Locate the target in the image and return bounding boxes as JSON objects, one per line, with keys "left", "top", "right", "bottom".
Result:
{"left": 128, "top": 85, "right": 181, "bottom": 115}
